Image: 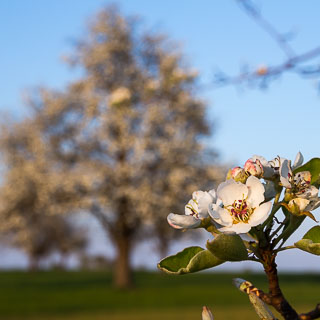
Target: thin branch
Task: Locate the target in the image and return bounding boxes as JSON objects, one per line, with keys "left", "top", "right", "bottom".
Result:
{"left": 237, "top": 0, "right": 295, "bottom": 58}
{"left": 260, "top": 248, "right": 299, "bottom": 319}
{"left": 214, "top": 46, "right": 320, "bottom": 87}
{"left": 246, "top": 256, "right": 260, "bottom": 262}
{"left": 262, "top": 203, "right": 281, "bottom": 230}
{"left": 270, "top": 216, "right": 289, "bottom": 240}
{"left": 299, "top": 304, "right": 320, "bottom": 320}
{"left": 90, "top": 203, "right": 111, "bottom": 232}
{"left": 213, "top": 1, "right": 320, "bottom": 90}
{"left": 275, "top": 245, "right": 296, "bottom": 253}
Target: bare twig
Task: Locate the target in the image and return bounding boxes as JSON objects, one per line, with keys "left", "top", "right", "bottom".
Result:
{"left": 275, "top": 245, "right": 296, "bottom": 253}
{"left": 299, "top": 304, "right": 320, "bottom": 320}
{"left": 213, "top": 0, "right": 320, "bottom": 89}
{"left": 237, "top": 0, "right": 295, "bottom": 58}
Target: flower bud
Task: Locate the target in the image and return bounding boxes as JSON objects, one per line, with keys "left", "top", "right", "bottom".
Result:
{"left": 202, "top": 306, "right": 214, "bottom": 320}
{"left": 227, "top": 166, "right": 248, "bottom": 183}
{"left": 288, "top": 198, "right": 310, "bottom": 214}
{"left": 244, "top": 159, "right": 264, "bottom": 178}
{"left": 256, "top": 65, "right": 268, "bottom": 76}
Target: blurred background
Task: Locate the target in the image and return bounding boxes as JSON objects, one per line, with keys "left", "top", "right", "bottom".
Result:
{"left": 0, "top": 1, "right": 320, "bottom": 319}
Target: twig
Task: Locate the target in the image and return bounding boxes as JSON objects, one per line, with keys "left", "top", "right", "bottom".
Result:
{"left": 213, "top": 1, "right": 320, "bottom": 89}
{"left": 270, "top": 217, "right": 288, "bottom": 240}
{"left": 299, "top": 304, "right": 320, "bottom": 320}
{"left": 275, "top": 245, "right": 296, "bottom": 253}
{"left": 237, "top": 0, "right": 295, "bottom": 58}
{"left": 262, "top": 203, "right": 281, "bottom": 230}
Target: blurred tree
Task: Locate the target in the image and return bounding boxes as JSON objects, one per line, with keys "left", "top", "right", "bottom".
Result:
{"left": 0, "top": 119, "right": 88, "bottom": 269}
{"left": 10, "top": 214, "right": 87, "bottom": 270}
{"left": 0, "top": 6, "right": 221, "bottom": 288}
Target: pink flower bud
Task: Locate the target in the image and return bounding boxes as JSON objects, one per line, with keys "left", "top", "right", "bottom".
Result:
{"left": 231, "top": 166, "right": 242, "bottom": 177}
{"left": 244, "top": 159, "right": 263, "bottom": 177}
{"left": 227, "top": 167, "right": 247, "bottom": 183}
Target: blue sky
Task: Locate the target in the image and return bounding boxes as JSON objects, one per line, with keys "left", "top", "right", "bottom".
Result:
{"left": 1, "top": 0, "right": 320, "bottom": 270}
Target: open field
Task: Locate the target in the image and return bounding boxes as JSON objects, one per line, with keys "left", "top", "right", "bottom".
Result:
{"left": 0, "top": 271, "right": 319, "bottom": 319}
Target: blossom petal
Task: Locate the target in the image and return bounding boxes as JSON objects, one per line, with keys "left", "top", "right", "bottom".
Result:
{"left": 217, "top": 179, "right": 248, "bottom": 206}
{"left": 209, "top": 204, "right": 233, "bottom": 227}
{"left": 208, "top": 189, "right": 217, "bottom": 202}
{"left": 192, "top": 190, "right": 206, "bottom": 200}
{"left": 249, "top": 202, "right": 272, "bottom": 227}
{"left": 246, "top": 176, "right": 265, "bottom": 207}
{"left": 185, "top": 199, "right": 198, "bottom": 216}
{"left": 264, "top": 181, "right": 277, "bottom": 200}
{"left": 251, "top": 155, "right": 274, "bottom": 178}
{"left": 297, "top": 186, "right": 319, "bottom": 199}
{"left": 251, "top": 155, "right": 269, "bottom": 166}
{"left": 196, "top": 191, "right": 215, "bottom": 218}
{"left": 219, "top": 223, "right": 252, "bottom": 234}
{"left": 280, "top": 159, "right": 292, "bottom": 188}
{"left": 307, "top": 198, "right": 320, "bottom": 211}
{"left": 167, "top": 213, "right": 201, "bottom": 229}
{"left": 308, "top": 186, "right": 319, "bottom": 198}
{"left": 293, "top": 151, "right": 304, "bottom": 169}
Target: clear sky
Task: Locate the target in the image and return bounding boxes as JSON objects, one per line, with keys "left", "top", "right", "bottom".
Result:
{"left": 1, "top": 0, "right": 320, "bottom": 271}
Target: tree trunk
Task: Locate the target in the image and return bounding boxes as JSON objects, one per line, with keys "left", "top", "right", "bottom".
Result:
{"left": 90, "top": 203, "right": 134, "bottom": 289}
{"left": 158, "top": 236, "right": 169, "bottom": 259}
{"left": 29, "top": 256, "right": 40, "bottom": 271}
{"left": 113, "top": 232, "right": 132, "bottom": 289}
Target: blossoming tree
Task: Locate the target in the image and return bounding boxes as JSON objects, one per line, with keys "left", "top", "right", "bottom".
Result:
{"left": 159, "top": 152, "right": 320, "bottom": 320}
{"left": 0, "top": 6, "right": 221, "bottom": 288}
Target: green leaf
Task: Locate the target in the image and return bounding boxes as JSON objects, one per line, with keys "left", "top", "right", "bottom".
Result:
{"left": 294, "top": 158, "right": 320, "bottom": 187}
{"left": 157, "top": 246, "right": 224, "bottom": 275}
{"left": 295, "top": 226, "right": 320, "bottom": 255}
{"left": 206, "top": 234, "right": 248, "bottom": 261}
{"left": 303, "top": 225, "right": 320, "bottom": 242}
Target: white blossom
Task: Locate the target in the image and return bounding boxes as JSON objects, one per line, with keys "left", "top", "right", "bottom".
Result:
{"left": 167, "top": 189, "right": 216, "bottom": 229}
{"left": 209, "top": 176, "right": 272, "bottom": 234}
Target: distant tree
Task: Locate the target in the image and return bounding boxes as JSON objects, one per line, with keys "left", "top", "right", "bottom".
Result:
{"left": 0, "top": 6, "right": 221, "bottom": 288}
{"left": 0, "top": 119, "right": 88, "bottom": 269}
{"left": 11, "top": 214, "right": 87, "bottom": 270}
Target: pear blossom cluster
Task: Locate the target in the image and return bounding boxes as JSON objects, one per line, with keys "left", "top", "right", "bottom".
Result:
{"left": 167, "top": 151, "right": 320, "bottom": 234}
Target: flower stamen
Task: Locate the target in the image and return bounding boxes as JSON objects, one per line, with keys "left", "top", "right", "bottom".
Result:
{"left": 185, "top": 203, "right": 199, "bottom": 218}
{"left": 226, "top": 195, "right": 254, "bottom": 224}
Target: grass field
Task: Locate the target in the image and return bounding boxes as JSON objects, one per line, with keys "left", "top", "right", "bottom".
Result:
{"left": 0, "top": 271, "right": 319, "bottom": 319}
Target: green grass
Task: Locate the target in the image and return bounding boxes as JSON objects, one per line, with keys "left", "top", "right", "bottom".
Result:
{"left": 0, "top": 271, "right": 319, "bottom": 319}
